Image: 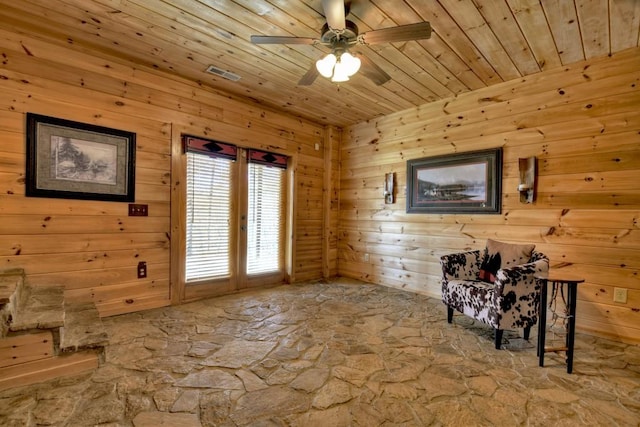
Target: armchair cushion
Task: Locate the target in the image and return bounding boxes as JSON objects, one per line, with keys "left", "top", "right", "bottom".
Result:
{"left": 478, "top": 239, "right": 535, "bottom": 283}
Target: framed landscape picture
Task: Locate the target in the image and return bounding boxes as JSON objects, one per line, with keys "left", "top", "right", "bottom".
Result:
{"left": 26, "top": 113, "right": 136, "bottom": 202}
{"left": 406, "top": 148, "right": 502, "bottom": 214}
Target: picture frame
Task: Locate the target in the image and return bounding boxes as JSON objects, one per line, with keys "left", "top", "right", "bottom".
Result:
{"left": 406, "top": 148, "right": 502, "bottom": 214}
{"left": 26, "top": 113, "right": 136, "bottom": 202}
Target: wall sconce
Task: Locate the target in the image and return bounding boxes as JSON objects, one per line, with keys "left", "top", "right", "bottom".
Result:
{"left": 384, "top": 172, "right": 395, "bottom": 204}
{"left": 518, "top": 157, "right": 537, "bottom": 203}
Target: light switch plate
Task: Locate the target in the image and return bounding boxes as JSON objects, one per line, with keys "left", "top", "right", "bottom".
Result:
{"left": 129, "top": 204, "right": 148, "bottom": 216}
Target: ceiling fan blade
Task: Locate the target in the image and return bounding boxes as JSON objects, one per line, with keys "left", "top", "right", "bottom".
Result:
{"left": 251, "top": 35, "right": 316, "bottom": 45}
{"left": 298, "top": 64, "right": 319, "bottom": 86}
{"left": 322, "top": 0, "right": 346, "bottom": 31}
{"left": 358, "top": 55, "right": 391, "bottom": 86}
{"left": 360, "top": 22, "right": 431, "bottom": 45}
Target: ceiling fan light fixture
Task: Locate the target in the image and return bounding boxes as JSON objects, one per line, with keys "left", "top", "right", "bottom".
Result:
{"left": 341, "top": 52, "right": 361, "bottom": 76}
{"left": 316, "top": 53, "right": 337, "bottom": 78}
{"left": 317, "top": 50, "right": 361, "bottom": 83}
{"left": 331, "top": 60, "right": 351, "bottom": 82}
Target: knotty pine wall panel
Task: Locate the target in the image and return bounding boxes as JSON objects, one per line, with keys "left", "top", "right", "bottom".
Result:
{"left": 340, "top": 48, "right": 640, "bottom": 343}
{"left": 0, "top": 30, "right": 328, "bottom": 316}
{"left": 323, "top": 126, "right": 341, "bottom": 279}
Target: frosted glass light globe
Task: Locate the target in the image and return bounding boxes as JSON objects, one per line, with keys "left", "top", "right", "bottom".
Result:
{"left": 316, "top": 54, "right": 337, "bottom": 78}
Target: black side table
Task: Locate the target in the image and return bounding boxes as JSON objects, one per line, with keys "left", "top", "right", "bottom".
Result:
{"left": 535, "top": 272, "right": 585, "bottom": 374}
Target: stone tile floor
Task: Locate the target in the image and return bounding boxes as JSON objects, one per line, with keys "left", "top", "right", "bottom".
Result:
{"left": 0, "top": 277, "right": 638, "bottom": 426}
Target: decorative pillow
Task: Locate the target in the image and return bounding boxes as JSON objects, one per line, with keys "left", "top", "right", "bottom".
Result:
{"left": 478, "top": 239, "right": 535, "bottom": 283}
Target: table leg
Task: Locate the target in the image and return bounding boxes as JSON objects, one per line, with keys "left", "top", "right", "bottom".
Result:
{"left": 538, "top": 280, "right": 548, "bottom": 365}
{"left": 566, "top": 282, "right": 578, "bottom": 374}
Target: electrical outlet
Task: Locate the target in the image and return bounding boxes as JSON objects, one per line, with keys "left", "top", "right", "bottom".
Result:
{"left": 363, "top": 253, "right": 370, "bottom": 262}
{"left": 137, "top": 261, "right": 147, "bottom": 279}
{"left": 613, "top": 287, "right": 628, "bottom": 304}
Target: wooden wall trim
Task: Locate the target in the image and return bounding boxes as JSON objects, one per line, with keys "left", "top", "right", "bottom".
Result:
{"left": 169, "top": 123, "right": 184, "bottom": 305}
{"left": 322, "top": 125, "right": 340, "bottom": 278}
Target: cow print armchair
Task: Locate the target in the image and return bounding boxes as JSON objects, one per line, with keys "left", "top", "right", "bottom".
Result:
{"left": 440, "top": 240, "right": 549, "bottom": 349}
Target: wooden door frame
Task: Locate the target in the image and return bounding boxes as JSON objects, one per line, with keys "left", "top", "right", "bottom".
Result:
{"left": 170, "top": 126, "right": 294, "bottom": 305}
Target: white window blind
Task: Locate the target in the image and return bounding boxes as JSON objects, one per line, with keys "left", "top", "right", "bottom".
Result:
{"left": 247, "top": 163, "right": 283, "bottom": 275}
{"left": 185, "top": 152, "right": 232, "bottom": 281}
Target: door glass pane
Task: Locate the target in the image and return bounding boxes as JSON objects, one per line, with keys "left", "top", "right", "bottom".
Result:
{"left": 185, "top": 152, "right": 232, "bottom": 281}
{"left": 247, "top": 163, "right": 283, "bottom": 274}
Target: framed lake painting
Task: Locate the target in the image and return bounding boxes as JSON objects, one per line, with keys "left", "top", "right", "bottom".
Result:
{"left": 406, "top": 148, "right": 502, "bottom": 214}
{"left": 26, "top": 113, "right": 136, "bottom": 202}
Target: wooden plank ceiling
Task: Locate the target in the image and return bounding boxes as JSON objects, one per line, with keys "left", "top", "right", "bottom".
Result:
{"left": 0, "top": 0, "right": 639, "bottom": 127}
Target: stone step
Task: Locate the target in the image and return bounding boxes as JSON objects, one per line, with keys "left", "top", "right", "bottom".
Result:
{"left": 0, "top": 273, "right": 19, "bottom": 305}
{"left": 0, "top": 270, "right": 107, "bottom": 391}
{"left": 59, "top": 302, "right": 109, "bottom": 352}
{"left": 0, "top": 269, "right": 26, "bottom": 301}
{"left": 9, "top": 284, "right": 65, "bottom": 332}
{"left": 0, "top": 269, "right": 26, "bottom": 338}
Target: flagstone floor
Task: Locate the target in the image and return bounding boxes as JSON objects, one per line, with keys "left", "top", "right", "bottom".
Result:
{"left": 1, "top": 277, "right": 639, "bottom": 426}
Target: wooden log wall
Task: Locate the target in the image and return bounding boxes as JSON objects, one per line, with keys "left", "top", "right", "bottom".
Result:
{"left": 0, "top": 29, "right": 329, "bottom": 316}
{"left": 340, "top": 48, "right": 640, "bottom": 343}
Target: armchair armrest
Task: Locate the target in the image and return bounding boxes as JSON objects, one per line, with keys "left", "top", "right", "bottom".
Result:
{"left": 491, "top": 253, "right": 549, "bottom": 326}
{"left": 440, "top": 250, "right": 482, "bottom": 281}
{"left": 493, "top": 254, "right": 549, "bottom": 296}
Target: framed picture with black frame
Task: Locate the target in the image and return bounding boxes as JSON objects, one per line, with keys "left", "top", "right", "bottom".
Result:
{"left": 406, "top": 148, "right": 502, "bottom": 214}
{"left": 26, "top": 113, "right": 136, "bottom": 202}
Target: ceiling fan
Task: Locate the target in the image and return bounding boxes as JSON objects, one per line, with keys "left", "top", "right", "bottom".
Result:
{"left": 250, "top": 0, "right": 431, "bottom": 86}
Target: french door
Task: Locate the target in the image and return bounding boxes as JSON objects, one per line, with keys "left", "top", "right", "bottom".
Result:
{"left": 181, "top": 136, "right": 288, "bottom": 301}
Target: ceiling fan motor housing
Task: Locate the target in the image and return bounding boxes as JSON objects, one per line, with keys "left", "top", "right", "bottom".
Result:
{"left": 320, "top": 20, "right": 359, "bottom": 44}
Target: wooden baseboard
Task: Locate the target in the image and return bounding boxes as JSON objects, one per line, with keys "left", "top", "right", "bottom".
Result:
{"left": 0, "top": 350, "right": 99, "bottom": 391}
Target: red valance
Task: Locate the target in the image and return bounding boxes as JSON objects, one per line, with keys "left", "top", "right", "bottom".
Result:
{"left": 183, "top": 135, "right": 237, "bottom": 161}
{"left": 248, "top": 149, "right": 288, "bottom": 169}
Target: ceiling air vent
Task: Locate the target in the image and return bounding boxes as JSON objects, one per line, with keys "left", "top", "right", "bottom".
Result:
{"left": 205, "top": 65, "right": 241, "bottom": 82}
